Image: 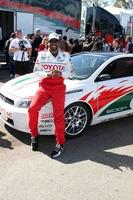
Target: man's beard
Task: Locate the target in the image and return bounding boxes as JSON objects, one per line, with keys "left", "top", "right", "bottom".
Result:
{"left": 50, "top": 48, "right": 58, "bottom": 56}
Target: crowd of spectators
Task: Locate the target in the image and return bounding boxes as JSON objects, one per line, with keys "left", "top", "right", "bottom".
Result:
{"left": 69, "top": 34, "right": 133, "bottom": 54}
{"left": 2, "top": 28, "right": 133, "bottom": 78}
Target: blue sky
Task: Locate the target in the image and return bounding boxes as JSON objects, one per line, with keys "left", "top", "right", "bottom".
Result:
{"left": 108, "top": 0, "right": 114, "bottom": 5}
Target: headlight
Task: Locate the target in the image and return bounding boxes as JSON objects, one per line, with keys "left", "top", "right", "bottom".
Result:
{"left": 15, "top": 99, "right": 32, "bottom": 108}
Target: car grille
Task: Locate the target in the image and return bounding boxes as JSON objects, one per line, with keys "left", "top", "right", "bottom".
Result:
{"left": 0, "top": 93, "right": 14, "bottom": 105}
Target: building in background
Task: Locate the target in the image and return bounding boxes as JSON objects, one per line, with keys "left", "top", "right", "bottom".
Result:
{"left": 1, "top": 0, "right": 131, "bottom": 43}
{"left": 0, "top": 0, "right": 81, "bottom": 39}
{"left": 105, "top": 6, "right": 133, "bottom": 36}
{"left": 85, "top": 6, "right": 123, "bottom": 43}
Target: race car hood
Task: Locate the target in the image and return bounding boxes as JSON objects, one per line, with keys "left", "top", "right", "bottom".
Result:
{"left": 0, "top": 73, "right": 83, "bottom": 99}
{"left": 1, "top": 73, "right": 39, "bottom": 98}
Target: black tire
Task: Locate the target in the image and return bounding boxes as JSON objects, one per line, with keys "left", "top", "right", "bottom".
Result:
{"left": 65, "top": 102, "right": 91, "bottom": 138}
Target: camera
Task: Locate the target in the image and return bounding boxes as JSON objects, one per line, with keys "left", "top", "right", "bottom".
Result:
{"left": 19, "top": 40, "right": 27, "bottom": 51}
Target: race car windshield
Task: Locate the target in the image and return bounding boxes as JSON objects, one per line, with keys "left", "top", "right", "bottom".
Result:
{"left": 71, "top": 54, "right": 110, "bottom": 80}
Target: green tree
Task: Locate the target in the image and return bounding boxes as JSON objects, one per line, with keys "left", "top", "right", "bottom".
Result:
{"left": 87, "top": 0, "right": 109, "bottom": 7}
{"left": 102, "top": 1, "right": 109, "bottom": 7}
{"left": 113, "top": 0, "right": 133, "bottom": 9}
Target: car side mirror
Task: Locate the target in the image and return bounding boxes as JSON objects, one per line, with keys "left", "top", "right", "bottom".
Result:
{"left": 95, "top": 74, "right": 111, "bottom": 82}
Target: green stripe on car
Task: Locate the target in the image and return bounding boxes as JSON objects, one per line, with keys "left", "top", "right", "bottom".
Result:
{"left": 12, "top": 77, "right": 32, "bottom": 86}
{"left": 100, "top": 92, "right": 133, "bottom": 116}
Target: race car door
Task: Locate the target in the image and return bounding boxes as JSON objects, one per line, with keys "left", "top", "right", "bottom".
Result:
{"left": 95, "top": 57, "right": 133, "bottom": 122}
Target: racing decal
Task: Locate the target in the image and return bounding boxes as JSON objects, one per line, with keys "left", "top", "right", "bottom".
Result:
{"left": 40, "top": 129, "right": 52, "bottom": 132}
{"left": 41, "top": 113, "right": 53, "bottom": 119}
{"left": 40, "top": 119, "right": 53, "bottom": 131}
{"left": 41, "top": 119, "right": 53, "bottom": 123}
{"left": 39, "top": 118, "right": 54, "bottom": 133}
{"left": 12, "top": 76, "right": 32, "bottom": 86}
{"left": 42, "top": 64, "right": 65, "bottom": 71}
{"left": 80, "top": 92, "right": 92, "bottom": 101}
{"left": 96, "top": 86, "right": 133, "bottom": 113}
{"left": 0, "top": 107, "right": 13, "bottom": 121}
{"left": 10, "top": 79, "right": 39, "bottom": 93}
{"left": 7, "top": 112, "right": 13, "bottom": 118}
{"left": 66, "top": 89, "right": 83, "bottom": 95}
{"left": 39, "top": 124, "right": 52, "bottom": 129}
{"left": 119, "top": 80, "right": 128, "bottom": 83}
{"left": 80, "top": 85, "right": 133, "bottom": 115}
{"left": 100, "top": 92, "right": 133, "bottom": 116}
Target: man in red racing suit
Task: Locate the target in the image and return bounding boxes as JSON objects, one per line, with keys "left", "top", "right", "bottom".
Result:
{"left": 28, "top": 32, "right": 74, "bottom": 158}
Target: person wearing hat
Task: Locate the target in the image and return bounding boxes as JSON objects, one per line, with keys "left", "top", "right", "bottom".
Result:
{"left": 28, "top": 32, "right": 74, "bottom": 158}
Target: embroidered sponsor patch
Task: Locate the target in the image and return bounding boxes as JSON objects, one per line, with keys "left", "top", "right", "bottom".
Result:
{"left": 42, "top": 64, "right": 64, "bottom": 70}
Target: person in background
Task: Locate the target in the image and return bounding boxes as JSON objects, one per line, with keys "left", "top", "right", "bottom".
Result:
{"left": 91, "top": 37, "right": 103, "bottom": 52}
{"left": 125, "top": 35, "right": 133, "bottom": 53}
{"left": 31, "top": 28, "right": 42, "bottom": 62}
{"left": 29, "top": 33, "right": 35, "bottom": 45}
{"left": 118, "top": 35, "right": 126, "bottom": 51}
{"left": 82, "top": 36, "right": 92, "bottom": 51}
{"left": 68, "top": 38, "right": 74, "bottom": 54}
{"left": 82, "top": 36, "right": 95, "bottom": 52}
{"left": 59, "top": 35, "right": 70, "bottom": 52}
{"left": 28, "top": 32, "right": 74, "bottom": 158}
{"left": 71, "top": 39, "right": 82, "bottom": 54}
{"left": 112, "top": 38, "right": 123, "bottom": 52}
{"left": 38, "top": 36, "right": 48, "bottom": 51}
{"left": 102, "top": 38, "right": 110, "bottom": 52}
{"left": 9, "top": 30, "right": 32, "bottom": 77}
{"left": 5, "top": 32, "right": 16, "bottom": 78}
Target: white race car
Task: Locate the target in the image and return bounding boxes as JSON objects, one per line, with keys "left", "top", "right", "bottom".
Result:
{"left": 0, "top": 52, "right": 133, "bottom": 138}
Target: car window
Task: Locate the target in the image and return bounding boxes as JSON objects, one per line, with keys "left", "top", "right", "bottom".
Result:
{"left": 97, "top": 57, "right": 133, "bottom": 80}
{"left": 71, "top": 54, "right": 108, "bottom": 80}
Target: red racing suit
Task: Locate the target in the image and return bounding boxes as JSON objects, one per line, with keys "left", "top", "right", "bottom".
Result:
{"left": 28, "top": 49, "right": 74, "bottom": 145}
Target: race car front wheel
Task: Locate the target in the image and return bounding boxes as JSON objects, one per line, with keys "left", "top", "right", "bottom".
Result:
{"left": 65, "top": 102, "right": 91, "bottom": 138}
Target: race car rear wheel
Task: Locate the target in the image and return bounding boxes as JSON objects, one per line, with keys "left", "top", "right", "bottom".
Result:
{"left": 65, "top": 102, "right": 91, "bottom": 138}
